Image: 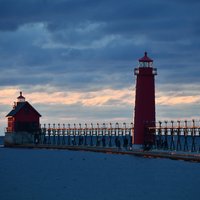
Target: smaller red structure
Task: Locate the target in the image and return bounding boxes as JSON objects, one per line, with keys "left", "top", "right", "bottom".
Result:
{"left": 6, "top": 92, "right": 41, "bottom": 133}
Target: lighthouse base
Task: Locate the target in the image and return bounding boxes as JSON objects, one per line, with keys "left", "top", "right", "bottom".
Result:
{"left": 4, "top": 132, "right": 34, "bottom": 147}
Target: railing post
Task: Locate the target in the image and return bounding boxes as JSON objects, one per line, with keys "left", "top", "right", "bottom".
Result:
{"left": 191, "top": 119, "right": 196, "bottom": 152}
{"left": 52, "top": 123, "right": 56, "bottom": 145}
{"left": 48, "top": 123, "right": 51, "bottom": 144}
{"left": 115, "top": 122, "right": 120, "bottom": 148}
{"left": 169, "top": 121, "right": 175, "bottom": 150}
{"left": 73, "top": 124, "right": 76, "bottom": 146}
{"left": 78, "top": 123, "right": 83, "bottom": 145}
{"left": 176, "top": 120, "right": 181, "bottom": 151}
{"left": 130, "top": 123, "right": 133, "bottom": 148}
{"left": 57, "top": 123, "right": 60, "bottom": 145}
{"left": 67, "top": 124, "right": 70, "bottom": 146}
{"left": 42, "top": 124, "right": 46, "bottom": 144}
{"left": 102, "top": 123, "right": 106, "bottom": 147}
{"left": 109, "top": 123, "right": 112, "bottom": 147}
{"left": 90, "top": 123, "right": 93, "bottom": 146}
{"left": 96, "top": 123, "right": 100, "bottom": 146}
{"left": 84, "top": 123, "right": 87, "bottom": 146}
{"left": 157, "top": 121, "right": 162, "bottom": 149}
{"left": 123, "top": 122, "right": 128, "bottom": 150}
{"left": 184, "top": 120, "right": 188, "bottom": 151}
{"left": 164, "top": 121, "right": 168, "bottom": 150}
{"left": 62, "top": 124, "right": 65, "bottom": 145}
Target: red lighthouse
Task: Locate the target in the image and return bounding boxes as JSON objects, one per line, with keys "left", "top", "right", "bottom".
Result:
{"left": 6, "top": 92, "right": 41, "bottom": 133}
{"left": 133, "top": 52, "right": 157, "bottom": 148}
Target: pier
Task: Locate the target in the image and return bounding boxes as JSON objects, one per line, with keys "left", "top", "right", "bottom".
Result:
{"left": 4, "top": 121, "right": 200, "bottom": 162}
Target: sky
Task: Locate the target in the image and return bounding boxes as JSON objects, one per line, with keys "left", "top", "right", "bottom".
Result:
{"left": 0, "top": 0, "right": 200, "bottom": 134}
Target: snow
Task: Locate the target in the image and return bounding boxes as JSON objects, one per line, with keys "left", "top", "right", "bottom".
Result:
{"left": 0, "top": 147, "right": 199, "bottom": 200}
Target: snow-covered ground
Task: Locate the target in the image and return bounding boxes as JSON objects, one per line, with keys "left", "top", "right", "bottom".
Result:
{"left": 0, "top": 147, "right": 199, "bottom": 200}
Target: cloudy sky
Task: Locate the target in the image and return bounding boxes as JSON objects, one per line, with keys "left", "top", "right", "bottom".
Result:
{"left": 0, "top": 0, "right": 200, "bottom": 133}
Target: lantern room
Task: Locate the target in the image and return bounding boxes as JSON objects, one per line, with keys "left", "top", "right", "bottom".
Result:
{"left": 139, "top": 51, "right": 153, "bottom": 67}
{"left": 17, "top": 91, "right": 25, "bottom": 102}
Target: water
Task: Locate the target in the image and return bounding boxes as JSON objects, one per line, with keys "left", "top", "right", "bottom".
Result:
{"left": 0, "top": 136, "right": 4, "bottom": 146}
{"left": 0, "top": 139, "right": 199, "bottom": 200}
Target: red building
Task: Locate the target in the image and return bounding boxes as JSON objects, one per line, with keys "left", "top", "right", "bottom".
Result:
{"left": 133, "top": 52, "right": 157, "bottom": 147}
{"left": 6, "top": 92, "right": 41, "bottom": 133}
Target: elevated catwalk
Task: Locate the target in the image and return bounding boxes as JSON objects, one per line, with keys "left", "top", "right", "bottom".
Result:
{"left": 4, "top": 120, "right": 200, "bottom": 162}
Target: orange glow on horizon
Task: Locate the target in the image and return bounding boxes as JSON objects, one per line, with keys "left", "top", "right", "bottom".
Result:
{"left": 1, "top": 87, "right": 200, "bottom": 107}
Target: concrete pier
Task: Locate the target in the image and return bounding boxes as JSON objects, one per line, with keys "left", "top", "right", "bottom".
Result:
{"left": 4, "top": 144, "right": 200, "bottom": 162}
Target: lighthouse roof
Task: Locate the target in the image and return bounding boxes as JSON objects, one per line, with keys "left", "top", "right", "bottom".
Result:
{"left": 139, "top": 52, "right": 153, "bottom": 62}
{"left": 6, "top": 101, "right": 41, "bottom": 117}
{"left": 6, "top": 91, "right": 41, "bottom": 117}
{"left": 6, "top": 102, "right": 26, "bottom": 117}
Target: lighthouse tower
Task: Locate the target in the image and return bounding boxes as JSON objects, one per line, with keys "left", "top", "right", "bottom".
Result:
{"left": 133, "top": 52, "right": 157, "bottom": 148}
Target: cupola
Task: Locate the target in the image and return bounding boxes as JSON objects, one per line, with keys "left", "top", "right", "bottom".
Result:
{"left": 17, "top": 91, "right": 25, "bottom": 103}
{"left": 139, "top": 52, "right": 153, "bottom": 68}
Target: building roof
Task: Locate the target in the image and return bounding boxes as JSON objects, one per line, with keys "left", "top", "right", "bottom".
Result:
{"left": 6, "top": 101, "right": 41, "bottom": 117}
{"left": 139, "top": 52, "right": 153, "bottom": 62}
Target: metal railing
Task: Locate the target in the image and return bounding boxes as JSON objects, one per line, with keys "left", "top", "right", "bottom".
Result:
{"left": 35, "top": 123, "right": 134, "bottom": 149}
{"left": 5, "top": 119, "right": 200, "bottom": 152}
{"left": 145, "top": 120, "right": 200, "bottom": 152}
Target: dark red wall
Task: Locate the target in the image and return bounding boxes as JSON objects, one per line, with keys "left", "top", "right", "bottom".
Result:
{"left": 13, "top": 104, "right": 40, "bottom": 132}
{"left": 133, "top": 67, "right": 156, "bottom": 145}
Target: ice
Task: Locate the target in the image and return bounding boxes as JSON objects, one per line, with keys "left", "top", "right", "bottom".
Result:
{"left": 0, "top": 147, "right": 199, "bottom": 200}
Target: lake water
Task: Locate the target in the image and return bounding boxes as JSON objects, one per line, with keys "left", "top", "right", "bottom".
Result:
{"left": 0, "top": 136, "right": 200, "bottom": 200}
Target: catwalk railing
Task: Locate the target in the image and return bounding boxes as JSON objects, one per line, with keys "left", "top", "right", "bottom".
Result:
{"left": 36, "top": 123, "right": 133, "bottom": 149}
{"left": 9, "top": 120, "right": 200, "bottom": 152}
{"left": 145, "top": 120, "right": 200, "bottom": 152}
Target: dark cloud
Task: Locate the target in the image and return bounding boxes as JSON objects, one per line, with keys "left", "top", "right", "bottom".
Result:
{"left": 37, "top": 103, "right": 132, "bottom": 125}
